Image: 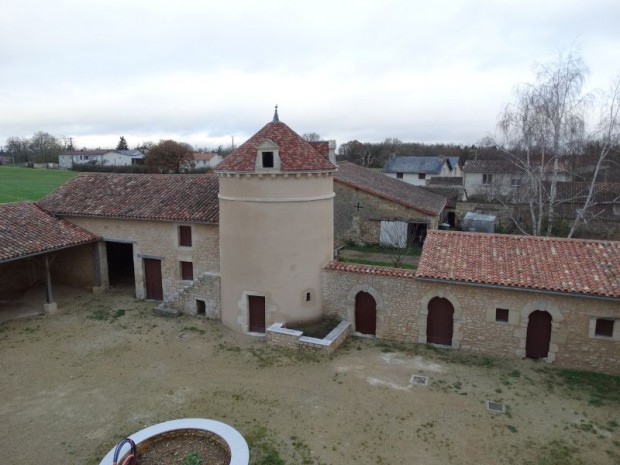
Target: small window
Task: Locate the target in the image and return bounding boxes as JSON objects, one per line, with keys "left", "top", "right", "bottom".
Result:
{"left": 595, "top": 319, "right": 614, "bottom": 338}
{"left": 418, "top": 173, "right": 426, "bottom": 180}
{"left": 180, "top": 261, "right": 194, "bottom": 280}
{"left": 179, "top": 225, "right": 192, "bottom": 247}
{"left": 396, "top": 172, "right": 403, "bottom": 179}
{"left": 262, "top": 151, "right": 274, "bottom": 168}
{"left": 196, "top": 299, "right": 206, "bottom": 316}
{"left": 510, "top": 177, "right": 521, "bottom": 187}
{"left": 306, "top": 292, "right": 311, "bottom": 302}
{"left": 495, "top": 308, "right": 509, "bottom": 323}
{"left": 483, "top": 174, "right": 493, "bottom": 185}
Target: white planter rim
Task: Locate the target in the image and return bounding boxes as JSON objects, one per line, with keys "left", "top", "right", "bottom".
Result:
{"left": 99, "top": 418, "right": 249, "bottom": 465}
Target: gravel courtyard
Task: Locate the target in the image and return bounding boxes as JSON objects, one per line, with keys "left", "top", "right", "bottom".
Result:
{"left": 0, "top": 288, "right": 618, "bottom": 465}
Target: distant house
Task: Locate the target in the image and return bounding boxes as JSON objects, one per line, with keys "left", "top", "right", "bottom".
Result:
{"left": 384, "top": 156, "right": 461, "bottom": 186}
{"left": 463, "top": 159, "right": 571, "bottom": 200}
{"left": 58, "top": 150, "right": 144, "bottom": 169}
{"left": 334, "top": 161, "right": 447, "bottom": 246}
{"left": 192, "top": 152, "right": 222, "bottom": 169}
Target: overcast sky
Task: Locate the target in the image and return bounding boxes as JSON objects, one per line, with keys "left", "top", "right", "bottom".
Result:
{"left": 1, "top": 0, "right": 619, "bottom": 151}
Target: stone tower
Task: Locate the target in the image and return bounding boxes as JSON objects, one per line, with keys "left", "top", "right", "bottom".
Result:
{"left": 215, "top": 110, "right": 336, "bottom": 334}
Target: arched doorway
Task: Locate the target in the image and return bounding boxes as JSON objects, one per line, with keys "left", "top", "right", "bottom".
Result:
{"left": 526, "top": 310, "right": 552, "bottom": 359}
{"left": 427, "top": 297, "right": 454, "bottom": 346}
{"left": 355, "top": 291, "right": 376, "bottom": 336}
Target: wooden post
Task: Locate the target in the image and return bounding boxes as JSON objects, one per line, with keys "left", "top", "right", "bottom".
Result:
{"left": 44, "top": 254, "right": 54, "bottom": 304}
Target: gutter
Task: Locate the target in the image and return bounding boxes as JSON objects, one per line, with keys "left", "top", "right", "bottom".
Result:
{"left": 415, "top": 276, "right": 620, "bottom": 303}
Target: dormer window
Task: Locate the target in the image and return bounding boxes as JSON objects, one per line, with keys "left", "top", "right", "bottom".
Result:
{"left": 262, "top": 151, "right": 274, "bottom": 168}
{"left": 256, "top": 139, "right": 280, "bottom": 171}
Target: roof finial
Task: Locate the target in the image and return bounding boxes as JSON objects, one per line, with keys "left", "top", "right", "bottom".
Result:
{"left": 273, "top": 104, "right": 279, "bottom": 122}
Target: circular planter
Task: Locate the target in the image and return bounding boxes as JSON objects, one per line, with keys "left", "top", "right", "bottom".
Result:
{"left": 99, "top": 418, "right": 249, "bottom": 465}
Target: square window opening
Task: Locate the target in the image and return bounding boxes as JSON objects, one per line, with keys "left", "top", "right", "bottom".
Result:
{"left": 496, "top": 308, "right": 509, "bottom": 323}
{"left": 180, "top": 261, "right": 194, "bottom": 281}
{"left": 262, "top": 151, "right": 274, "bottom": 168}
{"left": 196, "top": 299, "right": 206, "bottom": 316}
{"left": 396, "top": 172, "right": 403, "bottom": 179}
{"left": 418, "top": 173, "right": 426, "bottom": 180}
{"left": 179, "top": 225, "right": 192, "bottom": 247}
{"left": 483, "top": 174, "right": 493, "bottom": 185}
{"left": 595, "top": 318, "right": 614, "bottom": 338}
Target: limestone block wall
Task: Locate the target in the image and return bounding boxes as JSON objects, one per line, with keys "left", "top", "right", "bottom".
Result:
{"left": 334, "top": 182, "right": 439, "bottom": 246}
{"left": 322, "top": 266, "right": 620, "bottom": 374}
{"left": 63, "top": 217, "right": 219, "bottom": 301}
{"left": 0, "top": 259, "right": 39, "bottom": 294}
{"left": 166, "top": 272, "right": 221, "bottom": 319}
{"left": 52, "top": 243, "right": 97, "bottom": 288}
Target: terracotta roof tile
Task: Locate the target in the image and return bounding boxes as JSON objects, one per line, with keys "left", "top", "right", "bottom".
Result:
{"left": 0, "top": 202, "right": 98, "bottom": 262}
{"left": 335, "top": 161, "right": 446, "bottom": 216}
{"left": 416, "top": 231, "right": 620, "bottom": 299}
{"left": 37, "top": 173, "right": 219, "bottom": 223}
{"left": 216, "top": 121, "right": 335, "bottom": 172}
{"left": 325, "top": 260, "right": 417, "bottom": 278}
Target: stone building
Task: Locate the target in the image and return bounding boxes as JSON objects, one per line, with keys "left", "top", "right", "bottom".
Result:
{"left": 334, "top": 161, "right": 446, "bottom": 246}
{"left": 1, "top": 113, "right": 618, "bottom": 374}
{"left": 322, "top": 231, "right": 620, "bottom": 374}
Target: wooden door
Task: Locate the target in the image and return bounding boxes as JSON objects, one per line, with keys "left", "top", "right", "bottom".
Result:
{"left": 143, "top": 258, "right": 163, "bottom": 301}
{"left": 248, "top": 295, "right": 266, "bottom": 333}
{"left": 526, "top": 311, "right": 552, "bottom": 359}
{"left": 427, "top": 297, "right": 454, "bottom": 345}
{"left": 355, "top": 291, "right": 376, "bottom": 335}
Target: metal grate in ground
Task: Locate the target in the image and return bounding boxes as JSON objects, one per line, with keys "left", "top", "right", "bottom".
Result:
{"left": 486, "top": 401, "right": 505, "bottom": 413}
{"left": 410, "top": 374, "right": 429, "bottom": 386}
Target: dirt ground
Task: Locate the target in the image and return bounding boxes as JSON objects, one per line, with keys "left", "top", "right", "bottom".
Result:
{"left": 0, "top": 288, "right": 619, "bottom": 465}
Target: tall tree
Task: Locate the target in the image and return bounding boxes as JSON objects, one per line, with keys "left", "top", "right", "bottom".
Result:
{"left": 567, "top": 76, "right": 620, "bottom": 237}
{"left": 493, "top": 49, "right": 588, "bottom": 236}
{"left": 302, "top": 132, "right": 321, "bottom": 142}
{"left": 6, "top": 136, "right": 31, "bottom": 163}
{"left": 29, "top": 131, "right": 62, "bottom": 163}
{"left": 145, "top": 140, "right": 194, "bottom": 173}
{"left": 116, "top": 136, "right": 129, "bottom": 151}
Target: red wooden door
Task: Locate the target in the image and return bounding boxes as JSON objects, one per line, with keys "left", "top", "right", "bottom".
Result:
{"left": 427, "top": 297, "right": 454, "bottom": 345}
{"left": 248, "top": 295, "right": 266, "bottom": 333}
{"left": 526, "top": 311, "right": 552, "bottom": 359}
{"left": 143, "top": 258, "right": 163, "bottom": 301}
{"left": 355, "top": 291, "right": 376, "bottom": 335}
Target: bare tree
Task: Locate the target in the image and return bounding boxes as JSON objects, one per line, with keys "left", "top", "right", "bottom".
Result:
{"left": 302, "top": 132, "right": 321, "bottom": 142}
{"left": 492, "top": 49, "right": 589, "bottom": 236}
{"left": 568, "top": 76, "right": 620, "bottom": 237}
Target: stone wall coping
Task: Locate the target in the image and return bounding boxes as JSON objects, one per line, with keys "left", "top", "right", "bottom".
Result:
{"left": 324, "top": 320, "right": 351, "bottom": 342}
{"left": 299, "top": 335, "right": 330, "bottom": 346}
{"left": 99, "top": 418, "right": 249, "bottom": 465}
{"left": 267, "top": 323, "right": 303, "bottom": 337}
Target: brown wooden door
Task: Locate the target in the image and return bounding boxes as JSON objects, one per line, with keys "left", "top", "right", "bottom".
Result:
{"left": 248, "top": 295, "right": 266, "bottom": 333}
{"left": 355, "top": 291, "right": 376, "bottom": 335}
{"left": 143, "top": 258, "right": 163, "bottom": 301}
{"left": 427, "top": 297, "right": 454, "bottom": 345}
{"left": 526, "top": 311, "right": 552, "bottom": 359}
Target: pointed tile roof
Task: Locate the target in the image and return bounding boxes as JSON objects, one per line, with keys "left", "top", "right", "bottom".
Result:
{"left": 216, "top": 120, "right": 336, "bottom": 172}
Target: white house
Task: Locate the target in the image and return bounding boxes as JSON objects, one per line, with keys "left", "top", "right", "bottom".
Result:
{"left": 384, "top": 156, "right": 461, "bottom": 186}
{"left": 58, "top": 150, "right": 144, "bottom": 169}
{"left": 192, "top": 152, "right": 222, "bottom": 169}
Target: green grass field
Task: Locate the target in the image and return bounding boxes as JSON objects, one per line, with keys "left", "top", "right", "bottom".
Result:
{"left": 0, "top": 166, "right": 77, "bottom": 202}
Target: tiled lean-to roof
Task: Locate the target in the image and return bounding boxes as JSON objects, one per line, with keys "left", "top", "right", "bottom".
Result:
{"left": 416, "top": 230, "right": 620, "bottom": 299}
{"left": 37, "top": 173, "right": 220, "bottom": 223}
{"left": 335, "top": 161, "right": 446, "bottom": 216}
{"left": 325, "top": 261, "right": 417, "bottom": 279}
{"left": 216, "top": 120, "right": 336, "bottom": 172}
{"left": 0, "top": 202, "right": 98, "bottom": 263}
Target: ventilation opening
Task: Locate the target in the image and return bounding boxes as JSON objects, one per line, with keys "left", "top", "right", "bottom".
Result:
{"left": 196, "top": 299, "right": 206, "bottom": 317}
{"left": 306, "top": 292, "right": 311, "bottom": 302}
{"left": 486, "top": 401, "right": 505, "bottom": 413}
{"left": 496, "top": 308, "right": 509, "bottom": 323}
{"left": 262, "top": 151, "right": 274, "bottom": 168}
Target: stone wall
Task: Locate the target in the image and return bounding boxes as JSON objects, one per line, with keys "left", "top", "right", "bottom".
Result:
{"left": 334, "top": 182, "right": 439, "bottom": 245}
{"left": 322, "top": 264, "right": 620, "bottom": 374}
{"left": 165, "top": 272, "right": 221, "bottom": 319}
{"left": 52, "top": 243, "right": 97, "bottom": 288}
{"left": 64, "top": 217, "right": 219, "bottom": 301}
{"left": 266, "top": 321, "right": 351, "bottom": 354}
